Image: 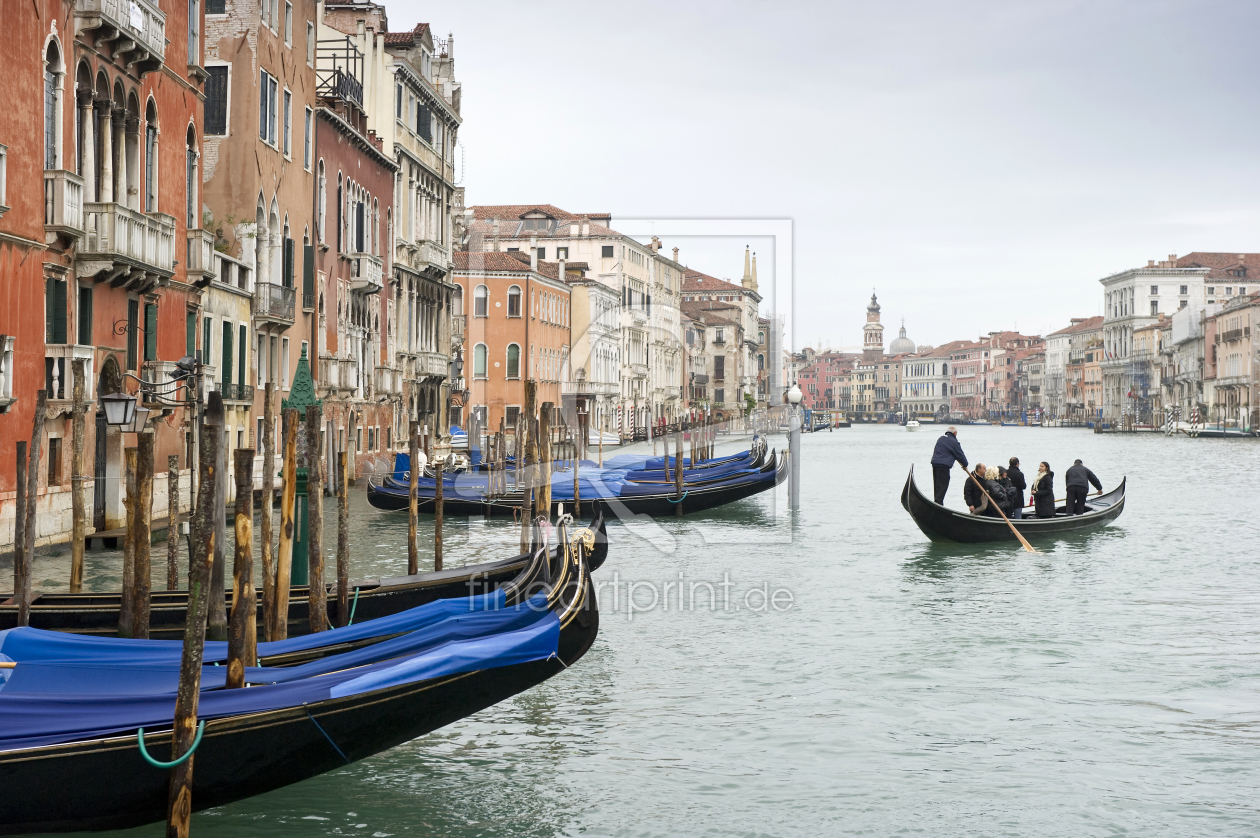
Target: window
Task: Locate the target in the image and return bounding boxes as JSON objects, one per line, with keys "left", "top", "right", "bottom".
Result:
{"left": 602, "top": 245, "right": 614, "bottom": 258}
{"left": 1180, "top": 300, "right": 1188, "bottom": 309}
{"left": 474, "top": 343, "right": 487, "bottom": 378}
{"left": 284, "top": 1, "right": 293, "bottom": 44}
{"left": 1180, "top": 285, "right": 1188, "bottom": 295}
{"left": 506, "top": 344, "right": 520, "bottom": 378}
{"left": 506, "top": 406, "right": 520, "bottom": 427}
{"left": 282, "top": 89, "right": 292, "bottom": 156}
{"left": 144, "top": 101, "right": 158, "bottom": 212}
{"left": 1207, "top": 287, "right": 1215, "bottom": 295}
{"left": 45, "top": 277, "right": 68, "bottom": 345}
{"left": 1150, "top": 285, "right": 1158, "bottom": 295}
{"left": 185, "top": 128, "right": 198, "bottom": 228}
{"left": 715, "top": 388, "right": 725, "bottom": 403}
{"left": 238, "top": 324, "right": 247, "bottom": 387}
{"left": 201, "top": 316, "right": 212, "bottom": 365}
{"left": 221, "top": 321, "right": 234, "bottom": 384}
{"left": 260, "top": 0, "right": 269, "bottom": 27}
{"left": 714, "top": 356, "right": 725, "bottom": 380}
{"left": 206, "top": 0, "right": 225, "bottom": 12}
{"left": 416, "top": 102, "right": 431, "bottom": 142}
{"left": 281, "top": 337, "right": 290, "bottom": 389}
{"left": 1225, "top": 287, "right": 1233, "bottom": 295}
{"left": 396, "top": 82, "right": 403, "bottom": 119}
{"left": 507, "top": 285, "right": 521, "bottom": 317}
{"left": 47, "top": 438, "right": 63, "bottom": 485}
{"left": 0, "top": 144, "right": 7, "bottom": 210}
{"left": 536, "top": 247, "right": 546, "bottom": 260}
{"left": 474, "top": 284, "right": 488, "bottom": 317}
{"left": 557, "top": 246, "right": 568, "bottom": 259}
{"left": 307, "top": 22, "right": 315, "bottom": 64}
{"left": 303, "top": 107, "right": 312, "bottom": 169}
{"left": 1150, "top": 301, "right": 1158, "bottom": 316}
{"left": 186, "top": 311, "right": 196, "bottom": 358}
{"left": 78, "top": 287, "right": 93, "bottom": 345}
{"left": 205, "top": 66, "right": 228, "bottom": 134}
{"left": 259, "top": 70, "right": 277, "bottom": 145}
{"left": 1241, "top": 287, "right": 1248, "bottom": 295}
{"left": 44, "top": 43, "right": 60, "bottom": 170}
{"left": 256, "top": 334, "right": 266, "bottom": 387}
{"left": 317, "top": 161, "right": 326, "bottom": 242}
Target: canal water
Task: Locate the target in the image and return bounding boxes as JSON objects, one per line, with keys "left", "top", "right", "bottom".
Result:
{"left": 18, "top": 426, "right": 1260, "bottom": 837}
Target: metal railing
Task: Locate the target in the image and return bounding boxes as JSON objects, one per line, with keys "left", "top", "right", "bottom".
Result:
{"left": 255, "top": 282, "right": 296, "bottom": 322}
{"left": 316, "top": 37, "right": 364, "bottom": 105}
{"left": 217, "top": 381, "right": 251, "bottom": 401}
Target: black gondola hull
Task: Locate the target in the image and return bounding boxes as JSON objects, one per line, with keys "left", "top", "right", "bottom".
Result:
{"left": 900, "top": 466, "right": 1126, "bottom": 543}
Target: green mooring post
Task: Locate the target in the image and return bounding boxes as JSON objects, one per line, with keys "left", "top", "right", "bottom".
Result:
{"left": 282, "top": 346, "right": 322, "bottom": 588}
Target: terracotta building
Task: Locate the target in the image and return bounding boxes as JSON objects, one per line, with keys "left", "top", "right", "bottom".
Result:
{"left": 2, "top": 0, "right": 204, "bottom": 548}
{"left": 452, "top": 251, "right": 573, "bottom": 433}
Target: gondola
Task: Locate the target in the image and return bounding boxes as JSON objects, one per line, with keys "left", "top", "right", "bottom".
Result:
{"left": 900, "top": 465, "right": 1125, "bottom": 543}
{"left": 367, "top": 449, "right": 787, "bottom": 519}
{"left": 0, "top": 513, "right": 607, "bottom": 639}
{"left": 0, "top": 520, "right": 598, "bottom": 835}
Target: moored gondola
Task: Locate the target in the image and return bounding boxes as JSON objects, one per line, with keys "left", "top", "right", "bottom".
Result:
{"left": 0, "top": 513, "right": 607, "bottom": 638}
{"left": 0, "top": 519, "right": 599, "bottom": 835}
{"left": 900, "top": 465, "right": 1125, "bottom": 543}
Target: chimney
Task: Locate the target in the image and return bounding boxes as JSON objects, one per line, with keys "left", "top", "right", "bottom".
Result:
{"left": 569, "top": 218, "right": 578, "bottom": 238}
{"left": 530, "top": 235, "right": 538, "bottom": 271}
{"left": 492, "top": 218, "right": 500, "bottom": 252}
{"left": 672, "top": 246, "right": 679, "bottom": 263}
{"left": 581, "top": 216, "right": 590, "bottom": 237}
{"left": 559, "top": 256, "right": 566, "bottom": 283}
{"left": 1148, "top": 260, "right": 1155, "bottom": 268}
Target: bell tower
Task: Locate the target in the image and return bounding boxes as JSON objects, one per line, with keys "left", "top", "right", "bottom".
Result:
{"left": 862, "top": 291, "right": 884, "bottom": 362}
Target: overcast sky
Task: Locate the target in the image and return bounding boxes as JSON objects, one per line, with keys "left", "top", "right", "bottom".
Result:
{"left": 392, "top": 0, "right": 1260, "bottom": 350}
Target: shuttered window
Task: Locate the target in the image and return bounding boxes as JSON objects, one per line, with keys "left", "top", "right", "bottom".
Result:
{"left": 282, "top": 237, "right": 295, "bottom": 287}
{"left": 45, "top": 278, "right": 68, "bottom": 345}
{"left": 186, "top": 311, "right": 196, "bottom": 358}
{"left": 222, "top": 321, "right": 233, "bottom": 385}
{"left": 126, "top": 300, "right": 139, "bottom": 370}
{"left": 78, "top": 286, "right": 93, "bottom": 345}
{"left": 144, "top": 303, "right": 158, "bottom": 361}
{"left": 202, "top": 316, "right": 212, "bottom": 365}
{"left": 303, "top": 244, "right": 315, "bottom": 300}
{"left": 205, "top": 66, "right": 228, "bottom": 135}
{"left": 238, "top": 324, "right": 247, "bottom": 386}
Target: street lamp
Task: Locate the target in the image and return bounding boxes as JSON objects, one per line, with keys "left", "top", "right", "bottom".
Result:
{"left": 100, "top": 391, "right": 138, "bottom": 428}
{"left": 786, "top": 385, "right": 802, "bottom": 510}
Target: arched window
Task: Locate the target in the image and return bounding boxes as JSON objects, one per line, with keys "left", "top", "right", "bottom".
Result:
{"left": 473, "top": 284, "right": 488, "bottom": 317}
{"left": 185, "top": 126, "right": 198, "bottom": 228}
{"left": 317, "top": 160, "right": 326, "bottom": 243}
{"left": 372, "top": 197, "right": 379, "bottom": 256}
{"left": 507, "top": 285, "right": 521, "bottom": 317}
{"left": 145, "top": 99, "right": 159, "bottom": 211}
{"left": 452, "top": 285, "right": 463, "bottom": 316}
{"left": 506, "top": 343, "right": 520, "bottom": 378}
{"left": 335, "top": 173, "right": 343, "bottom": 252}
{"left": 473, "top": 343, "right": 487, "bottom": 378}
{"left": 44, "top": 42, "right": 62, "bottom": 170}
{"left": 941, "top": 363, "right": 948, "bottom": 375}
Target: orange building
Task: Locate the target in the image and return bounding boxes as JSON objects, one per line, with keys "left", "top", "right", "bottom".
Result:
{"left": 453, "top": 251, "right": 572, "bottom": 433}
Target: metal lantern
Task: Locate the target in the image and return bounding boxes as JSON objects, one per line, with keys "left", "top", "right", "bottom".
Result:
{"left": 787, "top": 385, "right": 803, "bottom": 406}
{"left": 122, "top": 405, "right": 151, "bottom": 434}
{"left": 99, "top": 391, "right": 138, "bottom": 427}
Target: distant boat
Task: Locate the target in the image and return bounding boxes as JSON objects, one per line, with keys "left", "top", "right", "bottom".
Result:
{"left": 905, "top": 420, "right": 921, "bottom": 431}
{"left": 588, "top": 430, "right": 621, "bottom": 447}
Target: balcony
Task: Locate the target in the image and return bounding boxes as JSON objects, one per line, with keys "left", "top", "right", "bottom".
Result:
{"left": 78, "top": 203, "right": 176, "bottom": 290}
{"left": 44, "top": 170, "right": 84, "bottom": 243}
{"left": 140, "top": 360, "right": 185, "bottom": 406}
{"left": 303, "top": 292, "right": 316, "bottom": 311}
{"left": 409, "top": 351, "right": 449, "bottom": 379}
{"left": 418, "top": 240, "right": 448, "bottom": 273}
{"left": 348, "top": 253, "right": 383, "bottom": 293}
{"left": 375, "top": 366, "right": 402, "bottom": 396}
{"left": 44, "top": 345, "right": 95, "bottom": 416}
{"left": 630, "top": 308, "right": 648, "bottom": 325}
{"left": 319, "top": 356, "right": 358, "bottom": 395}
{"left": 630, "top": 363, "right": 649, "bottom": 378}
{"left": 1221, "top": 328, "right": 1244, "bottom": 343}
{"left": 316, "top": 38, "right": 364, "bottom": 106}
{"left": 254, "top": 282, "right": 296, "bottom": 325}
{"left": 450, "top": 314, "right": 466, "bottom": 348}
{"left": 73, "top": 0, "right": 166, "bottom": 75}
{"left": 216, "top": 381, "right": 252, "bottom": 402}
{"left": 186, "top": 228, "right": 216, "bottom": 286}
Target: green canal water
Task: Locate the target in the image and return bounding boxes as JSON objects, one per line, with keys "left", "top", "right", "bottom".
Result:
{"left": 19, "top": 426, "right": 1260, "bottom": 837}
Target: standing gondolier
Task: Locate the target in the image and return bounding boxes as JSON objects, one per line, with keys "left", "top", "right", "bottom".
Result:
{"left": 929, "top": 426, "right": 968, "bottom": 504}
{"left": 1064, "top": 459, "right": 1102, "bottom": 515}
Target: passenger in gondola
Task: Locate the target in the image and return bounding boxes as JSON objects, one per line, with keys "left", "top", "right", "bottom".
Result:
{"left": 1007, "top": 457, "right": 1027, "bottom": 519}
{"left": 1065, "top": 459, "right": 1103, "bottom": 515}
{"left": 1030, "top": 461, "right": 1056, "bottom": 518}
{"left": 983, "top": 466, "right": 1009, "bottom": 518}
{"left": 930, "top": 426, "right": 968, "bottom": 504}
{"left": 997, "top": 466, "right": 1020, "bottom": 517}
{"left": 963, "top": 462, "right": 988, "bottom": 514}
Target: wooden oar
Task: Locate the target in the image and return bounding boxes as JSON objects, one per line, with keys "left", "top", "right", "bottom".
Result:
{"left": 960, "top": 465, "right": 1040, "bottom": 554}
{"left": 0, "top": 662, "right": 15, "bottom": 669}
{"left": 1022, "top": 490, "right": 1101, "bottom": 508}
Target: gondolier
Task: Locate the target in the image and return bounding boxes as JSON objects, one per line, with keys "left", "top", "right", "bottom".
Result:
{"left": 929, "top": 426, "right": 968, "bottom": 504}
{"left": 1064, "top": 459, "right": 1102, "bottom": 515}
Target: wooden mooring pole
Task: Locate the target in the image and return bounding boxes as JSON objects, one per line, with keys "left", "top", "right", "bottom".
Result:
{"left": 306, "top": 406, "right": 326, "bottom": 634}
{"left": 260, "top": 383, "right": 276, "bottom": 641}
{"left": 14, "top": 442, "right": 28, "bottom": 627}
{"left": 408, "top": 420, "right": 419, "bottom": 575}
{"left": 273, "top": 408, "right": 298, "bottom": 642}
{"left": 539, "top": 402, "right": 553, "bottom": 521}
{"left": 21, "top": 390, "right": 46, "bottom": 627}
{"left": 675, "top": 431, "right": 684, "bottom": 516}
{"left": 207, "top": 430, "right": 228, "bottom": 642}
{"left": 120, "top": 445, "right": 137, "bottom": 638}
{"left": 166, "top": 391, "right": 222, "bottom": 838}
{"left": 227, "top": 448, "right": 256, "bottom": 689}
{"left": 337, "top": 450, "right": 350, "bottom": 626}
{"left": 70, "top": 361, "right": 87, "bottom": 593}
{"left": 166, "top": 456, "right": 179, "bottom": 590}
{"left": 133, "top": 430, "right": 155, "bottom": 639}
{"left": 434, "top": 460, "right": 444, "bottom": 572}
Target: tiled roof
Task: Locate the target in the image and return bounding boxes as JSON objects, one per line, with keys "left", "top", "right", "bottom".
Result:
{"left": 682, "top": 268, "right": 746, "bottom": 295}
{"left": 384, "top": 22, "right": 430, "bottom": 46}
{"left": 681, "top": 300, "right": 742, "bottom": 326}
{"left": 451, "top": 251, "right": 569, "bottom": 282}
{"left": 1047, "top": 315, "right": 1104, "bottom": 337}
{"left": 466, "top": 217, "right": 620, "bottom": 240}
{"left": 1175, "top": 252, "right": 1260, "bottom": 279}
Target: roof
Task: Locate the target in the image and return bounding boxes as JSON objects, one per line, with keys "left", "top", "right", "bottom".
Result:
{"left": 683, "top": 268, "right": 746, "bottom": 296}
{"left": 466, "top": 216, "right": 620, "bottom": 240}
{"left": 450, "top": 251, "right": 572, "bottom": 283}
{"left": 1047, "top": 315, "right": 1104, "bottom": 337}
{"left": 383, "top": 22, "right": 430, "bottom": 46}
{"left": 682, "top": 300, "right": 742, "bottom": 327}
{"left": 1176, "top": 252, "right": 1260, "bottom": 279}
{"left": 470, "top": 205, "right": 611, "bottom": 223}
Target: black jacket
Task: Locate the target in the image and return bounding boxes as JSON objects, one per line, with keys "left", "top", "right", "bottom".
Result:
{"left": 963, "top": 472, "right": 985, "bottom": 511}
{"left": 1031, "top": 470, "right": 1056, "bottom": 518}
{"left": 930, "top": 433, "right": 968, "bottom": 468}
{"left": 1065, "top": 463, "right": 1102, "bottom": 491}
{"left": 1007, "top": 465, "right": 1027, "bottom": 507}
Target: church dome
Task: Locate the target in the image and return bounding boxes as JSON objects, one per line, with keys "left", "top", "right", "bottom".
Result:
{"left": 889, "top": 320, "right": 916, "bottom": 354}
{"left": 867, "top": 293, "right": 881, "bottom": 314}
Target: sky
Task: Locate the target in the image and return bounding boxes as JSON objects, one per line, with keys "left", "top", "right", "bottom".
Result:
{"left": 390, "top": 0, "right": 1260, "bottom": 351}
